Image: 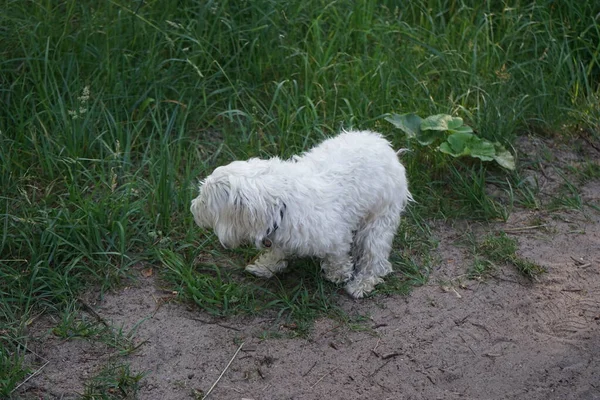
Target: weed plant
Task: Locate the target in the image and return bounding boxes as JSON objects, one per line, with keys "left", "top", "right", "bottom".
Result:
{"left": 82, "top": 363, "right": 144, "bottom": 400}
{"left": 468, "top": 231, "right": 545, "bottom": 279}
{"left": 1, "top": 0, "right": 598, "bottom": 394}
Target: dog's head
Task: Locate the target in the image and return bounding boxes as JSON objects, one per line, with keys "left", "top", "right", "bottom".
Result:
{"left": 190, "top": 158, "right": 286, "bottom": 249}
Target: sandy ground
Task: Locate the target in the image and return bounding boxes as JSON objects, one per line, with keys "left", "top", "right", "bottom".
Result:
{"left": 15, "top": 138, "right": 600, "bottom": 400}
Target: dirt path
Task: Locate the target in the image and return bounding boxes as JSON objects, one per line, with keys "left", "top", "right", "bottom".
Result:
{"left": 16, "top": 138, "right": 600, "bottom": 400}
{"left": 17, "top": 202, "right": 599, "bottom": 400}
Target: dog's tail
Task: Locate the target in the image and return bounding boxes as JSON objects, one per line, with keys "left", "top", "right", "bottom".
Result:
{"left": 395, "top": 148, "right": 415, "bottom": 204}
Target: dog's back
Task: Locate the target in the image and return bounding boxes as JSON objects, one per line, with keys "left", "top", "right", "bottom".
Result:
{"left": 299, "top": 130, "right": 393, "bottom": 164}
{"left": 297, "top": 130, "right": 407, "bottom": 194}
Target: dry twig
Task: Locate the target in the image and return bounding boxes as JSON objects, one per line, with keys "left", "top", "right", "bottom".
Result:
{"left": 191, "top": 317, "right": 242, "bottom": 331}
{"left": 77, "top": 297, "right": 109, "bottom": 326}
{"left": 302, "top": 360, "right": 318, "bottom": 377}
{"left": 311, "top": 367, "right": 339, "bottom": 388}
{"left": 202, "top": 342, "right": 245, "bottom": 400}
{"left": 11, "top": 347, "right": 50, "bottom": 394}
{"left": 504, "top": 225, "right": 548, "bottom": 232}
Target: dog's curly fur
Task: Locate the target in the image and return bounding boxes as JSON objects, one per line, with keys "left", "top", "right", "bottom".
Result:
{"left": 191, "top": 130, "right": 411, "bottom": 298}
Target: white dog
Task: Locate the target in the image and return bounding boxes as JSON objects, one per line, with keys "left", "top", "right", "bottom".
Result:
{"left": 190, "top": 130, "right": 411, "bottom": 298}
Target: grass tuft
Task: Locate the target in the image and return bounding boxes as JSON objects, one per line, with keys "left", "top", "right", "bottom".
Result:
{"left": 52, "top": 303, "right": 144, "bottom": 356}
{"left": 82, "top": 363, "right": 144, "bottom": 400}
{"left": 469, "top": 231, "right": 545, "bottom": 279}
{"left": 158, "top": 246, "right": 348, "bottom": 336}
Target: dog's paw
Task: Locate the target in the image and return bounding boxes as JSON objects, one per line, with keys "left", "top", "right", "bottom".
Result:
{"left": 322, "top": 268, "right": 353, "bottom": 284}
{"left": 344, "top": 276, "right": 384, "bottom": 299}
{"left": 245, "top": 260, "right": 288, "bottom": 279}
{"left": 321, "top": 259, "right": 354, "bottom": 284}
{"left": 245, "top": 263, "right": 275, "bottom": 278}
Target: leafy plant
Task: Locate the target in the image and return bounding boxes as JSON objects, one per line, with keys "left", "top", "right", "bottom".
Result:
{"left": 386, "top": 113, "right": 515, "bottom": 170}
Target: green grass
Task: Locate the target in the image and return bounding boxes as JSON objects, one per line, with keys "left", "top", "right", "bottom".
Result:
{"left": 82, "top": 362, "right": 144, "bottom": 400}
{"left": 568, "top": 161, "right": 600, "bottom": 184}
{"left": 0, "top": 334, "right": 28, "bottom": 398}
{"left": 52, "top": 303, "right": 146, "bottom": 356}
{"left": 468, "top": 231, "right": 545, "bottom": 279}
{"left": 159, "top": 246, "right": 344, "bottom": 334}
{"left": 156, "top": 210, "right": 435, "bottom": 335}
{"left": 1, "top": 0, "right": 599, "bottom": 395}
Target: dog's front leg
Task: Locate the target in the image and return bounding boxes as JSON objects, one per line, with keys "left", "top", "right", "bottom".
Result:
{"left": 245, "top": 248, "right": 288, "bottom": 278}
{"left": 321, "top": 252, "right": 354, "bottom": 284}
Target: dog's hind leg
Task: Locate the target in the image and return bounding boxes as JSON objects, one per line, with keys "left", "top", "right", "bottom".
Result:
{"left": 345, "top": 207, "right": 401, "bottom": 298}
{"left": 246, "top": 248, "right": 288, "bottom": 278}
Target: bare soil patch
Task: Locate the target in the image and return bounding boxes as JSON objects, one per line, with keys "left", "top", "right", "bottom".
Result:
{"left": 15, "top": 139, "right": 600, "bottom": 400}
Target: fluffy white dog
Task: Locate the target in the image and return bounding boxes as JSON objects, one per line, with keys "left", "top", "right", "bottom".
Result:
{"left": 190, "top": 130, "right": 411, "bottom": 298}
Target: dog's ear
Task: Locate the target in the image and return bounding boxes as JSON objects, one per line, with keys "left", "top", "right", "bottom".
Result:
{"left": 203, "top": 178, "right": 230, "bottom": 207}
{"left": 191, "top": 177, "right": 230, "bottom": 227}
{"left": 227, "top": 176, "right": 283, "bottom": 242}
{"left": 227, "top": 175, "right": 265, "bottom": 228}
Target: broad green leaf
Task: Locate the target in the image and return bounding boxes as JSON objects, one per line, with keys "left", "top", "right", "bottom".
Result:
{"left": 448, "top": 124, "right": 473, "bottom": 134}
{"left": 493, "top": 142, "right": 516, "bottom": 170}
{"left": 416, "top": 129, "right": 446, "bottom": 146}
{"left": 438, "top": 141, "right": 460, "bottom": 156}
{"left": 385, "top": 113, "right": 422, "bottom": 139}
{"left": 446, "top": 116, "right": 465, "bottom": 130}
{"left": 421, "top": 114, "right": 464, "bottom": 132}
{"left": 468, "top": 138, "right": 495, "bottom": 161}
{"left": 386, "top": 113, "right": 475, "bottom": 147}
{"left": 438, "top": 132, "right": 495, "bottom": 161}
{"left": 438, "top": 131, "right": 473, "bottom": 157}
